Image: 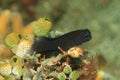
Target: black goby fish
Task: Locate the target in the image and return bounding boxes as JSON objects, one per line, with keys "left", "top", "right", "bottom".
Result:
{"left": 32, "top": 29, "right": 92, "bottom": 53}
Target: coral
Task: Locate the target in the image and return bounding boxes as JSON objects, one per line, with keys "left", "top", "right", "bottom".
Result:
{"left": 21, "top": 23, "right": 34, "bottom": 43}
{"left": 0, "top": 56, "right": 24, "bottom": 79}
{"left": 0, "top": 9, "right": 52, "bottom": 58}
{"left": 10, "top": 55, "right": 24, "bottom": 66}
{"left": 11, "top": 12, "right": 23, "bottom": 33}
{"left": 67, "top": 46, "right": 84, "bottom": 58}
{"left": 0, "top": 10, "right": 23, "bottom": 59}
{"left": 0, "top": 10, "right": 11, "bottom": 40}
{"left": 15, "top": 45, "right": 97, "bottom": 80}
{"left": 5, "top": 74, "right": 15, "bottom": 80}
{"left": 12, "top": 39, "right": 32, "bottom": 57}
{"left": 57, "top": 72, "right": 66, "bottom": 80}
{"left": 21, "top": 23, "right": 34, "bottom": 35}
{"left": 0, "top": 75, "right": 5, "bottom": 80}
{"left": 2, "top": 11, "right": 52, "bottom": 58}
{"left": 4, "top": 31, "right": 33, "bottom": 58}
{"left": 96, "top": 71, "right": 104, "bottom": 80}
{"left": 63, "top": 64, "right": 72, "bottom": 75}
{"left": 33, "top": 18, "right": 52, "bottom": 37}
{"left": 69, "top": 71, "right": 79, "bottom": 80}
{"left": 0, "top": 9, "right": 98, "bottom": 80}
{"left": 0, "top": 62, "right": 12, "bottom": 76}
{"left": 0, "top": 44, "right": 14, "bottom": 59}
{"left": 1, "top": 1, "right": 120, "bottom": 79}
{"left": 79, "top": 55, "right": 97, "bottom": 80}
{"left": 5, "top": 32, "right": 22, "bottom": 49}
{"left": 12, "top": 65, "right": 23, "bottom": 78}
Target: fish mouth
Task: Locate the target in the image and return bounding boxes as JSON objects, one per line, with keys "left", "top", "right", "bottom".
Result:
{"left": 83, "top": 29, "right": 92, "bottom": 42}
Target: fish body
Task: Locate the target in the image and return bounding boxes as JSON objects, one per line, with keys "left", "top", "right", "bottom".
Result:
{"left": 32, "top": 29, "right": 92, "bottom": 52}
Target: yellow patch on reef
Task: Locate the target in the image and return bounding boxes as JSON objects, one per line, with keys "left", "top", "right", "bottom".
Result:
{"left": 21, "top": 23, "right": 35, "bottom": 42}
{"left": 0, "top": 44, "right": 14, "bottom": 59}
{"left": 0, "top": 62, "right": 12, "bottom": 76}
{"left": 33, "top": 18, "right": 52, "bottom": 37}
{"left": 22, "top": 23, "right": 34, "bottom": 34}
{"left": 11, "top": 12, "right": 23, "bottom": 33}
{"left": 0, "top": 44, "right": 4, "bottom": 56}
{"left": 96, "top": 71, "right": 104, "bottom": 80}
{"left": 0, "top": 75, "right": 4, "bottom": 80}
{"left": 0, "top": 10, "right": 11, "bottom": 39}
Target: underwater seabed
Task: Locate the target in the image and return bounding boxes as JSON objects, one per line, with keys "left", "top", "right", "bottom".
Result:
{"left": 0, "top": 0, "right": 120, "bottom": 80}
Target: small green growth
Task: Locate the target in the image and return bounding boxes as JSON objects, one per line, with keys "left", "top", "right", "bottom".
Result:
{"left": 69, "top": 71, "right": 79, "bottom": 80}
{"left": 57, "top": 72, "right": 66, "bottom": 80}
{"left": 63, "top": 64, "right": 72, "bottom": 75}
{"left": 45, "top": 18, "right": 51, "bottom": 21}
{"left": 5, "top": 75, "right": 15, "bottom": 80}
{"left": 23, "top": 34, "right": 29, "bottom": 40}
{"left": 5, "top": 32, "right": 21, "bottom": 48}
{"left": 33, "top": 18, "right": 52, "bottom": 37}
{"left": 17, "top": 33, "right": 22, "bottom": 39}
{"left": 10, "top": 56, "right": 24, "bottom": 66}
{"left": 13, "top": 58, "right": 17, "bottom": 63}
{"left": 12, "top": 66, "right": 23, "bottom": 78}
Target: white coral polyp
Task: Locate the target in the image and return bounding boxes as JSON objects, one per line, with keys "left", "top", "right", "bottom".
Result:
{"left": 15, "top": 40, "right": 31, "bottom": 58}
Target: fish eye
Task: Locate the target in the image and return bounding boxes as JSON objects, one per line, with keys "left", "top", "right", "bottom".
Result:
{"left": 84, "top": 31, "right": 89, "bottom": 37}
